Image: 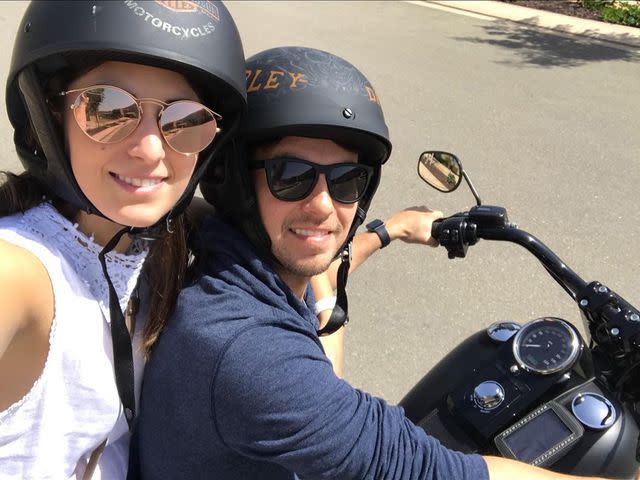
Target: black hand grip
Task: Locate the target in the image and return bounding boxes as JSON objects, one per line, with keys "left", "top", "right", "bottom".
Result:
{"left": 431, "top": 218, "right": 443, "bottom": 241}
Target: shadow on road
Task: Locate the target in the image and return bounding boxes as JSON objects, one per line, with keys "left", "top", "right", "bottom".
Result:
{"left": 454, "top": 17, "right": 639, "bottom": 68}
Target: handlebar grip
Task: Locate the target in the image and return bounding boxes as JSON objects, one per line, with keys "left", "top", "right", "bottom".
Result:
{"left": 431, "top": 219, "right": 443, "bottom": 241}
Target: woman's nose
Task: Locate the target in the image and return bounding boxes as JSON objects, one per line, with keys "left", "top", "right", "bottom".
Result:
{"left": 127, "top": 109, "right": 166, "bottom": 163}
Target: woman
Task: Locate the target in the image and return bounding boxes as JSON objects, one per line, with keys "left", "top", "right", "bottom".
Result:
{"left": 0, "top": 1, "right": 245, "bottom": 478}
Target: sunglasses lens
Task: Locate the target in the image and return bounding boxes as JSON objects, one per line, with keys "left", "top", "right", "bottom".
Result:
{"left": 328, "top": 165, "right": 370, "bottom": 203}
{"left": 72, "top": 87, "right": 140, "bottom": 143}
{"left": 268, "top": 159, "right": 316, "bottom": 201}
{"left": 160, "top": 101, "right": 218, "bottom": 154}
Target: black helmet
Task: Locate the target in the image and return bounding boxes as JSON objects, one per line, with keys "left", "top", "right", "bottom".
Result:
{"left": 201, "top": 46, "right": 392, "bottom": 335}
{"left": 202, "top": 45, "right": 391, "bottom": 246}
{"left": 243, "top": 46, "right": 391, "bottom": 167}
{"left": 6, "top": 0, "right": 246, "bottom": 227}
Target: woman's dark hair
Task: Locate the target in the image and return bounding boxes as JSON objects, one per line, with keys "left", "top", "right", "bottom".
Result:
{"left": 139, "top": 214, "right": 190, "bottom": 355}
{"left": 0, "top": 171, "right": 53, "bottom": 215}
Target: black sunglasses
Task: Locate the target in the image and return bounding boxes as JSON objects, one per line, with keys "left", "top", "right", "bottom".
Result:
{"left": 251, "top": 157, "right": 373, "bottom": 204}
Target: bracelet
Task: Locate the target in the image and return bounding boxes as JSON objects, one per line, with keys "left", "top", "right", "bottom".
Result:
{"left": 314, "top": 295, "right": 337, "bottom": 315}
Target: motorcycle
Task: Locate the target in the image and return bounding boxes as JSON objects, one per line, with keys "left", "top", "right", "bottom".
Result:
{"left": 400, "top": 151, "right": 640, "bottom": 478}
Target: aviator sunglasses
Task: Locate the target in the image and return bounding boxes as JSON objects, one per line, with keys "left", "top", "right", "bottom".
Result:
{"left": 57, "top": 85, "right": 222, "bottom": 155}
{"left": 251, "top": 157, "right": 374, "bottom": 204}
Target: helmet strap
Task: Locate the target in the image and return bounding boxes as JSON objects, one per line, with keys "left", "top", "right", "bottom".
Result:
{"left": 165, "top": 208, "right": 175, "bottom": 234}
{"left": 17, "top": 65, "right": 94, "bottom": 212}
{"left": 317, "top": 242, "right": 351, "bottom": 336}
{"left": 98, "top": 226, "right": 137, "bottom": 430}
{"left": 316, "top": 196, "right": 372, "bottom": 336}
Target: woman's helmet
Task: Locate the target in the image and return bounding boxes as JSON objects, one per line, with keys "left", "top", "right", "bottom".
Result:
{"left": 201, "top": 46, "right": 392, "bottom": 334}
{"left": 6, "top": 0, "right": 247, "bottom": 228}
{"left": 202, "top": 45, "right": 391, "bottom": 257}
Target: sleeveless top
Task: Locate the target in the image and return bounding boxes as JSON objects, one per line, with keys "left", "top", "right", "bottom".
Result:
{"left": 0, "top": 203, "right": 148, "bottom": 479}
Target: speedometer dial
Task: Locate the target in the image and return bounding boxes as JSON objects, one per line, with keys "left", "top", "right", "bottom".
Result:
{"left": 513, "top": 318, "right": 581, "bottom": 375}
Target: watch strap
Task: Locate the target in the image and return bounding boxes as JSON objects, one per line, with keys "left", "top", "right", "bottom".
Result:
{"left": 366, "top": 219, "right": 390, "bottom": 248}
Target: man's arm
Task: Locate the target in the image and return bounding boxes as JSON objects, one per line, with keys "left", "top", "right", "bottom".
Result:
{"left": 311, "top": 272, "right": 344, "bottom": 377}
{"left": 213, "top": 324, "right": 488, "bottom": 479}
{"left": 483, "top": 456, "right": 626, "bottom": 480}
{"left": 321, "top": 206, "right": 443, "bottom": 289}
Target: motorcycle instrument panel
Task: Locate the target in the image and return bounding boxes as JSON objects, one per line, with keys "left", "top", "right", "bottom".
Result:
{"left": 512, "top": 318, "right": 581, "bottom": 375}
{"left": 494, "top": 401, "right": 584, "bottom": 467}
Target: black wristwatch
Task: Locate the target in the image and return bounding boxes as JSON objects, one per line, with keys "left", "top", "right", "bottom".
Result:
{"left": 366, "top": 219, "right": 391, "bottom": 248}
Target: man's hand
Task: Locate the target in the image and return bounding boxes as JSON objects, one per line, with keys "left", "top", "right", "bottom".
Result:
{"left": 384, "top": 206, "right": 443, "bottom": 247}
{"left": 484, "top": 455, "right": 624, "bottom": 479}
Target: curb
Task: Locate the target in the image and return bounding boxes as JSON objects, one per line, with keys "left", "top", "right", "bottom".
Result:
{"left": 422, "top": 1, "right": 640, "bottom": 49}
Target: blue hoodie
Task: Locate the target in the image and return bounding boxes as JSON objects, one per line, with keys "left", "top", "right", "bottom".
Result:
{"left": 135, "top": 215, "right": 488, "bottom": 480}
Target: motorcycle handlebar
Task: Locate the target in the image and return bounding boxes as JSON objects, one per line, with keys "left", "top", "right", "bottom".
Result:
{"left": 431, "top": 208, "right": 588, "bottom": 300}
{"left": 432, "top": 207, "right": 640, "bottom": 377}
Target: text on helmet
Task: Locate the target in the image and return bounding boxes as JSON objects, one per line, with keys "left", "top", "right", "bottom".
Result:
{"left": 245, "top": 69, "right": 308, "bottom": 93}
{"left": 125, "top": 0, "right": 217, "bottom": 39}
{"left": 245, "top": 68, "right": 381, "bottom": 106}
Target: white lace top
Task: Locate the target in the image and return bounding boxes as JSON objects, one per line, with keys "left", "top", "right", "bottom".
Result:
{"left": 0, "top": 203, "right": 148, "bottom": 479}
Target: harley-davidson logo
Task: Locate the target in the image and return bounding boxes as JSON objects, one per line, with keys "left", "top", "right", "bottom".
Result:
{"left": 155, "top": 1, "right": 219, "bottom": 22}
{"left": 125, "top": 0, "right": 217, "bottom": 39}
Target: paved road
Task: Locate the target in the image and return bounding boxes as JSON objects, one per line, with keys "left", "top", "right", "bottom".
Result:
{"left": 1, "top": 1, "right": 638, "bottom": 403}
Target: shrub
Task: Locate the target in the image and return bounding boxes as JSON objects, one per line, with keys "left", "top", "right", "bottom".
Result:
{"left": 602, "top": 2, "right": 640, "bottom": 26}
{"left": 582, "top": 0, "right": 640, "bottom": 27}
{"left": 582, "top": 0, "right": 614, "bottom": 10}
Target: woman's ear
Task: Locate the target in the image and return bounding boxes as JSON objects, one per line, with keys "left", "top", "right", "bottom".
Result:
{"left": 51, "top": 110, "right": 63, "bottom": 124}
{"left": 44, "top": 97, "right": 64, "bottom": 125}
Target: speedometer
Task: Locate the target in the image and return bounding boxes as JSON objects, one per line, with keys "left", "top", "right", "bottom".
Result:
{"left": 513, "top": 318, "right": 581, "bottom": 375}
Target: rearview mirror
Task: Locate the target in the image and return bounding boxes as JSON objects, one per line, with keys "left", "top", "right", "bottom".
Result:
{"left": 417, "top": 151, "right": 462, "bottom": 192}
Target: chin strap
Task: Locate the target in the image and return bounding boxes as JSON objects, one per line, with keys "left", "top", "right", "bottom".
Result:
{"left": 317, "top": 242, "right": 351, "bottom": 336}
{"left": 98, "top": 227, "right": 137, "bottom": 430}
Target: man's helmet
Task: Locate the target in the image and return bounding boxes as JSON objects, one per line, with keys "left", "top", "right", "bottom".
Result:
{"left": 201, "top": 46, "right": 391, "bottom": 334}
{"left": 202, "top": 45, "right": 391, "bottom": 254}
{"left": 6, "top": 0, "right": 246, "bottom": 228}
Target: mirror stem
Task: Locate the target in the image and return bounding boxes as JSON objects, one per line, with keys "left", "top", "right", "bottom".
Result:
{"left": 462, "top": 171, "right": 482, "bottom": 206}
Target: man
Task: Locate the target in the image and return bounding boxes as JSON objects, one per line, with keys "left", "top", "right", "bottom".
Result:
{"left": 134, "top": 47, "right": 614, "bottom": 480}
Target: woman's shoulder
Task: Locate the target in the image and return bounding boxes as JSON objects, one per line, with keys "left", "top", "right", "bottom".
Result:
{"left": 0, "top": 237, "right": 54, "bottom": 329}
{"left": 0, "top": 237, "right": 48, "bottom": 279}
{"left": 0, "top": 206, "right": 59, "bottom": 263}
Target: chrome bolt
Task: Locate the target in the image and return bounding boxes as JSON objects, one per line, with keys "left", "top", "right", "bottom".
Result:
{"left": 630, "top": 314, "right": 640, "bottom": 322}
{"left": 473, "top": 381, "right": 505, "bottom": 410}
{"left": 342, "top": 107, "right": 354, "bottom": 119}
{"left": 611, "top": 328, "right": 620, "bottom": 336}
{"left": 510, "top": 364, "right": 519, "bottom": 373}
{"left": 579, "top": 299, "right": 589, "bottom": 307}
{"left": 598, "top": 286, "right": 608, "bottom": 293}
